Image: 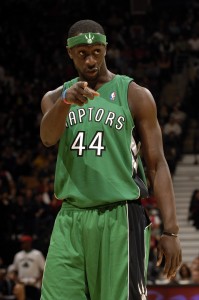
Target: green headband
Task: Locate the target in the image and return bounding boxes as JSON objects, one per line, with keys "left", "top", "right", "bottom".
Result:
{"left": 67, "top": 33, "right": 107, "bottom": 48}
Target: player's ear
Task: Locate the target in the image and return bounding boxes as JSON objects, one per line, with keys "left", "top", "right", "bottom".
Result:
{"left": 67, "top": 47, "right": 73, "bottom": 59}
{"left": 104, "top": 45, "right": 107, "bottom": 56}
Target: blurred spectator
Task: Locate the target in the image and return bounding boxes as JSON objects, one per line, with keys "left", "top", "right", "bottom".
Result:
{"left": 164, "top": 146, "right": 178, "bottom": 175}
{"left": 159, "top": 79, "right": 181, "bottom": 109}
{"left": 163, "top": 115, "right": 182, "bottom": 138}
{"left": 146, "top": 204, "right": 163, "bottom": 284}
{"left": 12, "top": 235, "right": 45, "bottom": 300}
{"left": 190, "top": 255, "right": 199, "bottom": 284}
{"left": 170, "top": 101, "right": 187, "bottom": 126}
{"left": 178, "top": 263, "right": 192, "bottom": 284}
{"left": 141, "top": 195, "right": 157, "bottom": 211}
{"left": 147, "top": 233, "right": 159, "bottom": 284}
{"left": 161, "top": 101, "right": 186, "bottom": 174}
{"left": 0, "top": 265, "right": 25, "bottom": 300}
{"left": 0, "top": 165, "right": 16, "bottom": 200}
{"left": 162, "top": 115, "right": 183, "bottom": 169}
{"left": 188, "top": 189, "right": 199, "bottom": 229}
{"left": 158, "top": 52, "right": 172, "bottom": 86}
{"left": 158, "top": 104, "right": 170, "bottom": 125}
{"left": 168, "top": 19, "right": 181, "bottom": 38}
{"left": 148, "top": 207, "right": 162, "bottom": 237}
{"left": 32, "top": 192, "right": 54, "bottom": 240}
{"left": 159, "top": 35, "right": 175, "bottom": 56}
{"left": 188, "top": 32, "right": 199, "bottom": 53}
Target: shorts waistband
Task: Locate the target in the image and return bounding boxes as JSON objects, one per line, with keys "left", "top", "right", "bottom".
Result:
{"left": 61, "top": 199, "right": 141, "bottom": 212}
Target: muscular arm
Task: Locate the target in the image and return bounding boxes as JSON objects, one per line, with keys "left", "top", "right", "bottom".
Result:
{"left": 40, "top": 86, "right": 70, "bottom": 147}
{"left": 129, "top": 83, "right": 178, "bottom": 232}
{"left": 128, "top": 82, "right": 181, "bottom": 278}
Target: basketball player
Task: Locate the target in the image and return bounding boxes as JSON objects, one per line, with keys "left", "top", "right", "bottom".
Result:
{"left": 40, "top": 19, "right": 182, "bottom": 300}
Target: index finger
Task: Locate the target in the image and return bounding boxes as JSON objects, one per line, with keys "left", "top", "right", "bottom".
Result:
{"left": 84, "top": 86, "right": 100, "bottom": 97}
{"left": 78, "top": 81, "right": 100, "bottom": 97}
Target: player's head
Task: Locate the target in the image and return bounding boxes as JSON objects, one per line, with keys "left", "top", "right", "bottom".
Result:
{"left": 66, "top": 19, "right": 108, "bottom": 81}
{"left": 67, "top": 19, "right": 107, "bottom": 48}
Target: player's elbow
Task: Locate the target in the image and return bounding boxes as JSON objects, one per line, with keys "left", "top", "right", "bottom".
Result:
{"left": 40, "top": 131, "right": 58, "bottom": 148}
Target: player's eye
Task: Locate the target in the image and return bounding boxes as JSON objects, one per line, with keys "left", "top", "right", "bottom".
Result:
{"left": 94, "top": 49, "right": 100, "bottom": 55}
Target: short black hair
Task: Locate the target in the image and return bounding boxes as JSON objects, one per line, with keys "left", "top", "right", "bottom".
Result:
{"left": 68, "top": 19, "right": 105, "bottom": 38}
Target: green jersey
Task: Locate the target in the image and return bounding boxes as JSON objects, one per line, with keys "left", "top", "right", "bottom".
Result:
{"left": 54, "top": 75, "right": 148, "bottom": 208}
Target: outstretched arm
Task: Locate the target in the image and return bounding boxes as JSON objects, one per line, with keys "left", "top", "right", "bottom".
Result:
{"left": 40, "top": 82, "right": 99, "bottom": 147}
{"left": 128, "top": 82, "right": 182, "bottom": 279}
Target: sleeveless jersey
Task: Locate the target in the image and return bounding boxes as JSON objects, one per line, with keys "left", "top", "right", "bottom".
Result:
{"left": 54, "top": 75, "right": 148, "bottom": 208}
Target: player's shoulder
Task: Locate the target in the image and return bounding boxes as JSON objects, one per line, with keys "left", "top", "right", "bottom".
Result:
{"left": 41, "top": 85, "right": 63, "bottom": 108}
{"left": 44, "top": 85, "right": 63, "bottom": 99}
{"left": 128, "top": 81, "right": 157, "bottom": 117}
{"left": 129, "top": 81, "right": 153, "bottom": 99}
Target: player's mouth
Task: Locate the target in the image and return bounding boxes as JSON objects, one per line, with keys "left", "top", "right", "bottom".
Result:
{"left": 86, "top": 67, "right": 98, "bottom": 75}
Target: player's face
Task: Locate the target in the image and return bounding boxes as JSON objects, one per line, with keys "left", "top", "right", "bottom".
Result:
{"left": 68, "top": 44, "right": 106, "bottom": 81}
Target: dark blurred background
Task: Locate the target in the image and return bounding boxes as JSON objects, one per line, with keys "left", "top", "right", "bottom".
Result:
{"left": 1, "top": 0, "right": 199, "bottom": 295}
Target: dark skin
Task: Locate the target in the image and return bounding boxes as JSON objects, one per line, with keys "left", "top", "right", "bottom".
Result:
{"left": 40, "top": 41, "right": 182, "bottom": 279}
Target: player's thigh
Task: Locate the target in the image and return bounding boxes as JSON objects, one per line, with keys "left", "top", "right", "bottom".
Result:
{"left": 41, "top": 209, "right": 88, "bottom": 300}
{"left": 84, "top": 201, "right": 151, "bottom": 300}
{"left": 84, "top": 203, "right": 129, "bottom": 300}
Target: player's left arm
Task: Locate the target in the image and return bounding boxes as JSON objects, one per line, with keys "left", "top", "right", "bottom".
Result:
{"left": 128, "top": 82, "right": 182, "bottom": 279}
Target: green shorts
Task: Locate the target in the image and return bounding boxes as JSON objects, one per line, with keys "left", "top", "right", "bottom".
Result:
{"left": 41, "top": 200, "right": 151, "bottom": 300}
